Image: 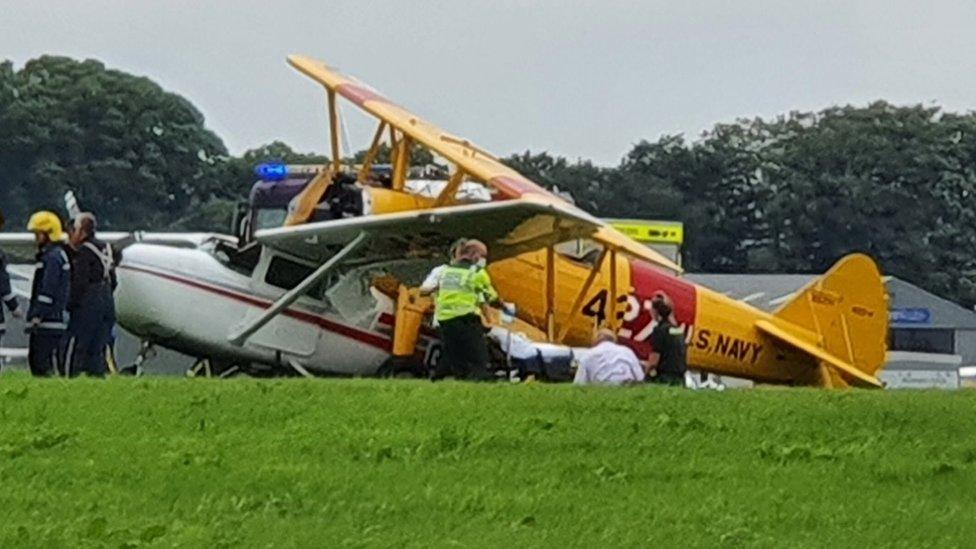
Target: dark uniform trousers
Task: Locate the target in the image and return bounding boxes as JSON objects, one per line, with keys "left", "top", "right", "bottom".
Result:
{"left": 64, "top": 282, "right": 115, "bottom": 377}
{"left": 27, "top": 243, "right": 71, "bottom": 377}
{"left": 438, "top": 314, "right": 492, "bottom": 381}
{"left": 64, "top": 237, "right": 117, "bottom": 378}
{"left": 29, "top": 330, "right": 63, "bottom": 377}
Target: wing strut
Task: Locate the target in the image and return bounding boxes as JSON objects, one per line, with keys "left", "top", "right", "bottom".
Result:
{"left": 545, "top": 245, "right": 556, "bottom": 341}
{"left": 327, "top": 89, "right": 341, "bottom": 172}
{"left": 358, "top": 121, "right": 387, "bottom": 182}
{"left": 228, "top": 232, "right": 367, "bottom": 346}
{"left": 557, "top": 248, "right": 607, "bottom": 343}
{"left": 608, "top": 249, "right": 619, "bottom": 332}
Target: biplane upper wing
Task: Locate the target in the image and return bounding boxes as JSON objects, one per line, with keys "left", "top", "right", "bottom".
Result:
{"left": 255, "top": 196, "right": 600, "bottom": 264}
{"left": 287, "top": 54, "right": 682, "bottom": 273}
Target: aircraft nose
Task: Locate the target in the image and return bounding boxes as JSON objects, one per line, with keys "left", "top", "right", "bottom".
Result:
{"left": 115, "top": 245, "right": 184, "bottom": 340}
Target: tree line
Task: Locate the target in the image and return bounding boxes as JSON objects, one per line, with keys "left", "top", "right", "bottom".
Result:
{"left": 2, "top": 56, "right": 974, "bottom": 307}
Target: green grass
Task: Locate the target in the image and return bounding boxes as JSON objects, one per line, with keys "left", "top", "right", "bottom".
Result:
{"left": 0, "top": 376, "right": 975, "bottom": 548}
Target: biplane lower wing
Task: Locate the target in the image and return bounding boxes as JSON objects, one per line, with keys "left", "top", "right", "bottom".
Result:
{"left": 254, "top": 197, "right": 602, "bottom": 264}
{"left": 229, "top": 199, "right": 599, "bottom": 346}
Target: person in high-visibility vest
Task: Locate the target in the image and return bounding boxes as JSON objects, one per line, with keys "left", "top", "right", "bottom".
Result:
{"left": 423, "top": 239, "right": 505, "bottom": 380}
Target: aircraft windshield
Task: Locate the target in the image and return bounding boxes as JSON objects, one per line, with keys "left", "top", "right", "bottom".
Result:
{"left": 256, "top": 209, "right": 287, "bottom": 231}
{"left": 555, "top": 238, "right": 604, "bottom": 267}
{"left": 205, "top": 239, "right": 261, "bottom": 276}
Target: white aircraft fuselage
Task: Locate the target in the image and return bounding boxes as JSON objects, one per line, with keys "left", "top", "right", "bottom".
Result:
{"left": 116, "top": 239, "right": 420, "bottom": 376}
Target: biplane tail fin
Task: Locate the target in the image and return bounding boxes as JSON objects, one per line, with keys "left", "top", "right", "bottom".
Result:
{"left": 756, "top": 254, "right": 889, "bottom": 388}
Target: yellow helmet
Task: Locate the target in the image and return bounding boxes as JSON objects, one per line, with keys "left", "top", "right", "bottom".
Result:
{"left": 27, "top": 211, "right": 65, "bottom": 242}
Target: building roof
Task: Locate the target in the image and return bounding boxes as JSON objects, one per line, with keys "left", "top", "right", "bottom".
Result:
{"left": 685, "top": 273, "right": 976, "bottom": 330}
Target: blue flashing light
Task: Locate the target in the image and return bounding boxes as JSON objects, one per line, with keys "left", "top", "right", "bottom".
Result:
{"left": 254, "top": 162, "right": 288, "bottom": 181}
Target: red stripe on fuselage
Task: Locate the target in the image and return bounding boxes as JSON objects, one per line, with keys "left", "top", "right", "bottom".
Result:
{"left": 621, "top": 259, "right": 698, "bottom": 358}
{"left": 118, "top": 265, "right": 392, "bottom": 351}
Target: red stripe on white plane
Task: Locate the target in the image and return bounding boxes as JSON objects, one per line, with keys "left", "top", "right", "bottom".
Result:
{"left": 119, "top": 265, "right": 392, "bottom": 351}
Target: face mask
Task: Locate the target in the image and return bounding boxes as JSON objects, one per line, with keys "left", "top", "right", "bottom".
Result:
{"left": 476, "top": 257, "right": 487, "bottom": 268}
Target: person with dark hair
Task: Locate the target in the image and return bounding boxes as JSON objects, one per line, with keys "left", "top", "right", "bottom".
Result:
{"left": 0, "top": 211, "right": 24, "bottom": 371}
{"left": 64, "top": 212, "right": 117, "bottom": 377}
{"left": 646, "top": 291, "right": 687, "bottom": 386}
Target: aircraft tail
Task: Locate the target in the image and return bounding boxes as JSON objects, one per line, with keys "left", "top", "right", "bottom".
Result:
{"left": 755, "top": 254, "right": 889, "bottom": 388}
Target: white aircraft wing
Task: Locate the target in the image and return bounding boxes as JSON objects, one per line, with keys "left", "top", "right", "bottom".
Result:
{"left": 6, "top": 264, "right": 33, "bottom": 300}
{"left": 255, "top": 196, "right": 602, "bottom": 264}
{"left": 0, "top": 347, "right": 28, "bottom": 360}
{"left": 0, "top": 231, "right": 230, "bottom": 262}
{"left": 0, "top": 234, "right": 36, "bottom": 263}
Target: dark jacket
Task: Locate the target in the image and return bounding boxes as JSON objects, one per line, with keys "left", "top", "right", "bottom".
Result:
{"left": 0, "top": 250, "right": 20, "bottom": 334}
{"left": 68, "top": 236, "right": 116, "bottom": 312}
{"left": 28, "top": 243, "right": 71, "bottom": 332}
{"left": 650, "top": 319, "right": 687, "bottom": 378}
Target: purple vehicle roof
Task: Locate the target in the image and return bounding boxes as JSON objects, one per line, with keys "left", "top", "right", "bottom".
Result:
{"left": 249, "top": 178, "right": 311, "bottom": 209}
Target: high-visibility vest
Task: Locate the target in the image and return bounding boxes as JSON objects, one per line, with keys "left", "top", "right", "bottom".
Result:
{"left": 434, "top": 264, "right": 498, "bottom": 323}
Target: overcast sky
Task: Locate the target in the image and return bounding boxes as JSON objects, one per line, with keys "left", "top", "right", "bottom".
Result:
{"left": 3, "top": 0, "right": 975, "bottom": 165}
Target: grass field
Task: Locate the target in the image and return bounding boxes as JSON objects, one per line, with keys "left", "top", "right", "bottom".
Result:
{"left": 0, "top": 376, "right": 974, "bottom": 548}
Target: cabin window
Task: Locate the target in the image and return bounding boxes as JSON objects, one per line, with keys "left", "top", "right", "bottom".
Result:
{"left": 265, "top": 257, "right": 316, "bottom": 290}
{"left": 889, "top": 328, "right": 955, "bottom": 355}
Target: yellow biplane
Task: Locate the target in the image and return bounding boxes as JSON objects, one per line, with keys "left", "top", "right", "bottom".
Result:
{"left": 274, "top": 55, "right": 889, "bottom": 387}
{"left": 1, "top": 55, "right": 888, "bottom": 386}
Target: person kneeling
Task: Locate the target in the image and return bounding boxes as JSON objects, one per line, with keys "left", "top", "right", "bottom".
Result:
{"left": 646, "top": 293, "right": 687, "bottom": 386}
{"left": 573, "top": 329, "right": 644, "bottom": 386}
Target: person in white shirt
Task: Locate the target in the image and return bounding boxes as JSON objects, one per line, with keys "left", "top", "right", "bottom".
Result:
{"left": 573, "top": 328, "right": 645, "bottom": 386}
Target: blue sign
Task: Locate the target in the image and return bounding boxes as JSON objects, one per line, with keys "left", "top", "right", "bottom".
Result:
{"left": 890, "top": 308, "right": 931, "bottom": 324}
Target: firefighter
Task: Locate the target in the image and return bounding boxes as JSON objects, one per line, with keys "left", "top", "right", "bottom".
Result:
{"left": 26, "top": 211, "right": 71, "bottom": 377}
{"left": 0, "top": 211, "right": 24, "bottom": 371}
{"left": 64, "top": 212, "right": 117, "bottom": 377}
{"left": 426, "top": 240, "right": 504, "bottom": 381}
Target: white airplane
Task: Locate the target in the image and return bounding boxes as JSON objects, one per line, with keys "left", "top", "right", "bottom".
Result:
{"left": 2, "top": 199, "right": 593, "bottom": 377}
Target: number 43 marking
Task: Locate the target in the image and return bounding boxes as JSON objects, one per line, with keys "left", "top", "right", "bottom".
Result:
{"left": 581, "top": 289, "right": 630, "bottom": 324}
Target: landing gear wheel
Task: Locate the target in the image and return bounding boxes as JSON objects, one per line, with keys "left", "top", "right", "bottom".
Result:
{"left": 376, "top": 357, "right": 425, "bottom": 379}
{"left": 120, "top": 341, "right": 155, "bottom": 376}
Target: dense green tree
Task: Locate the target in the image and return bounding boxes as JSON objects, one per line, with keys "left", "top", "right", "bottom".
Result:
{"left": 0, "top": 56, "right": 227, "bottom": 229}
{"left": 505, "top": 105, "right": 976, "bottom": 306}
{"left": 350, "top": 142, "right": 434, "bottom": 167}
